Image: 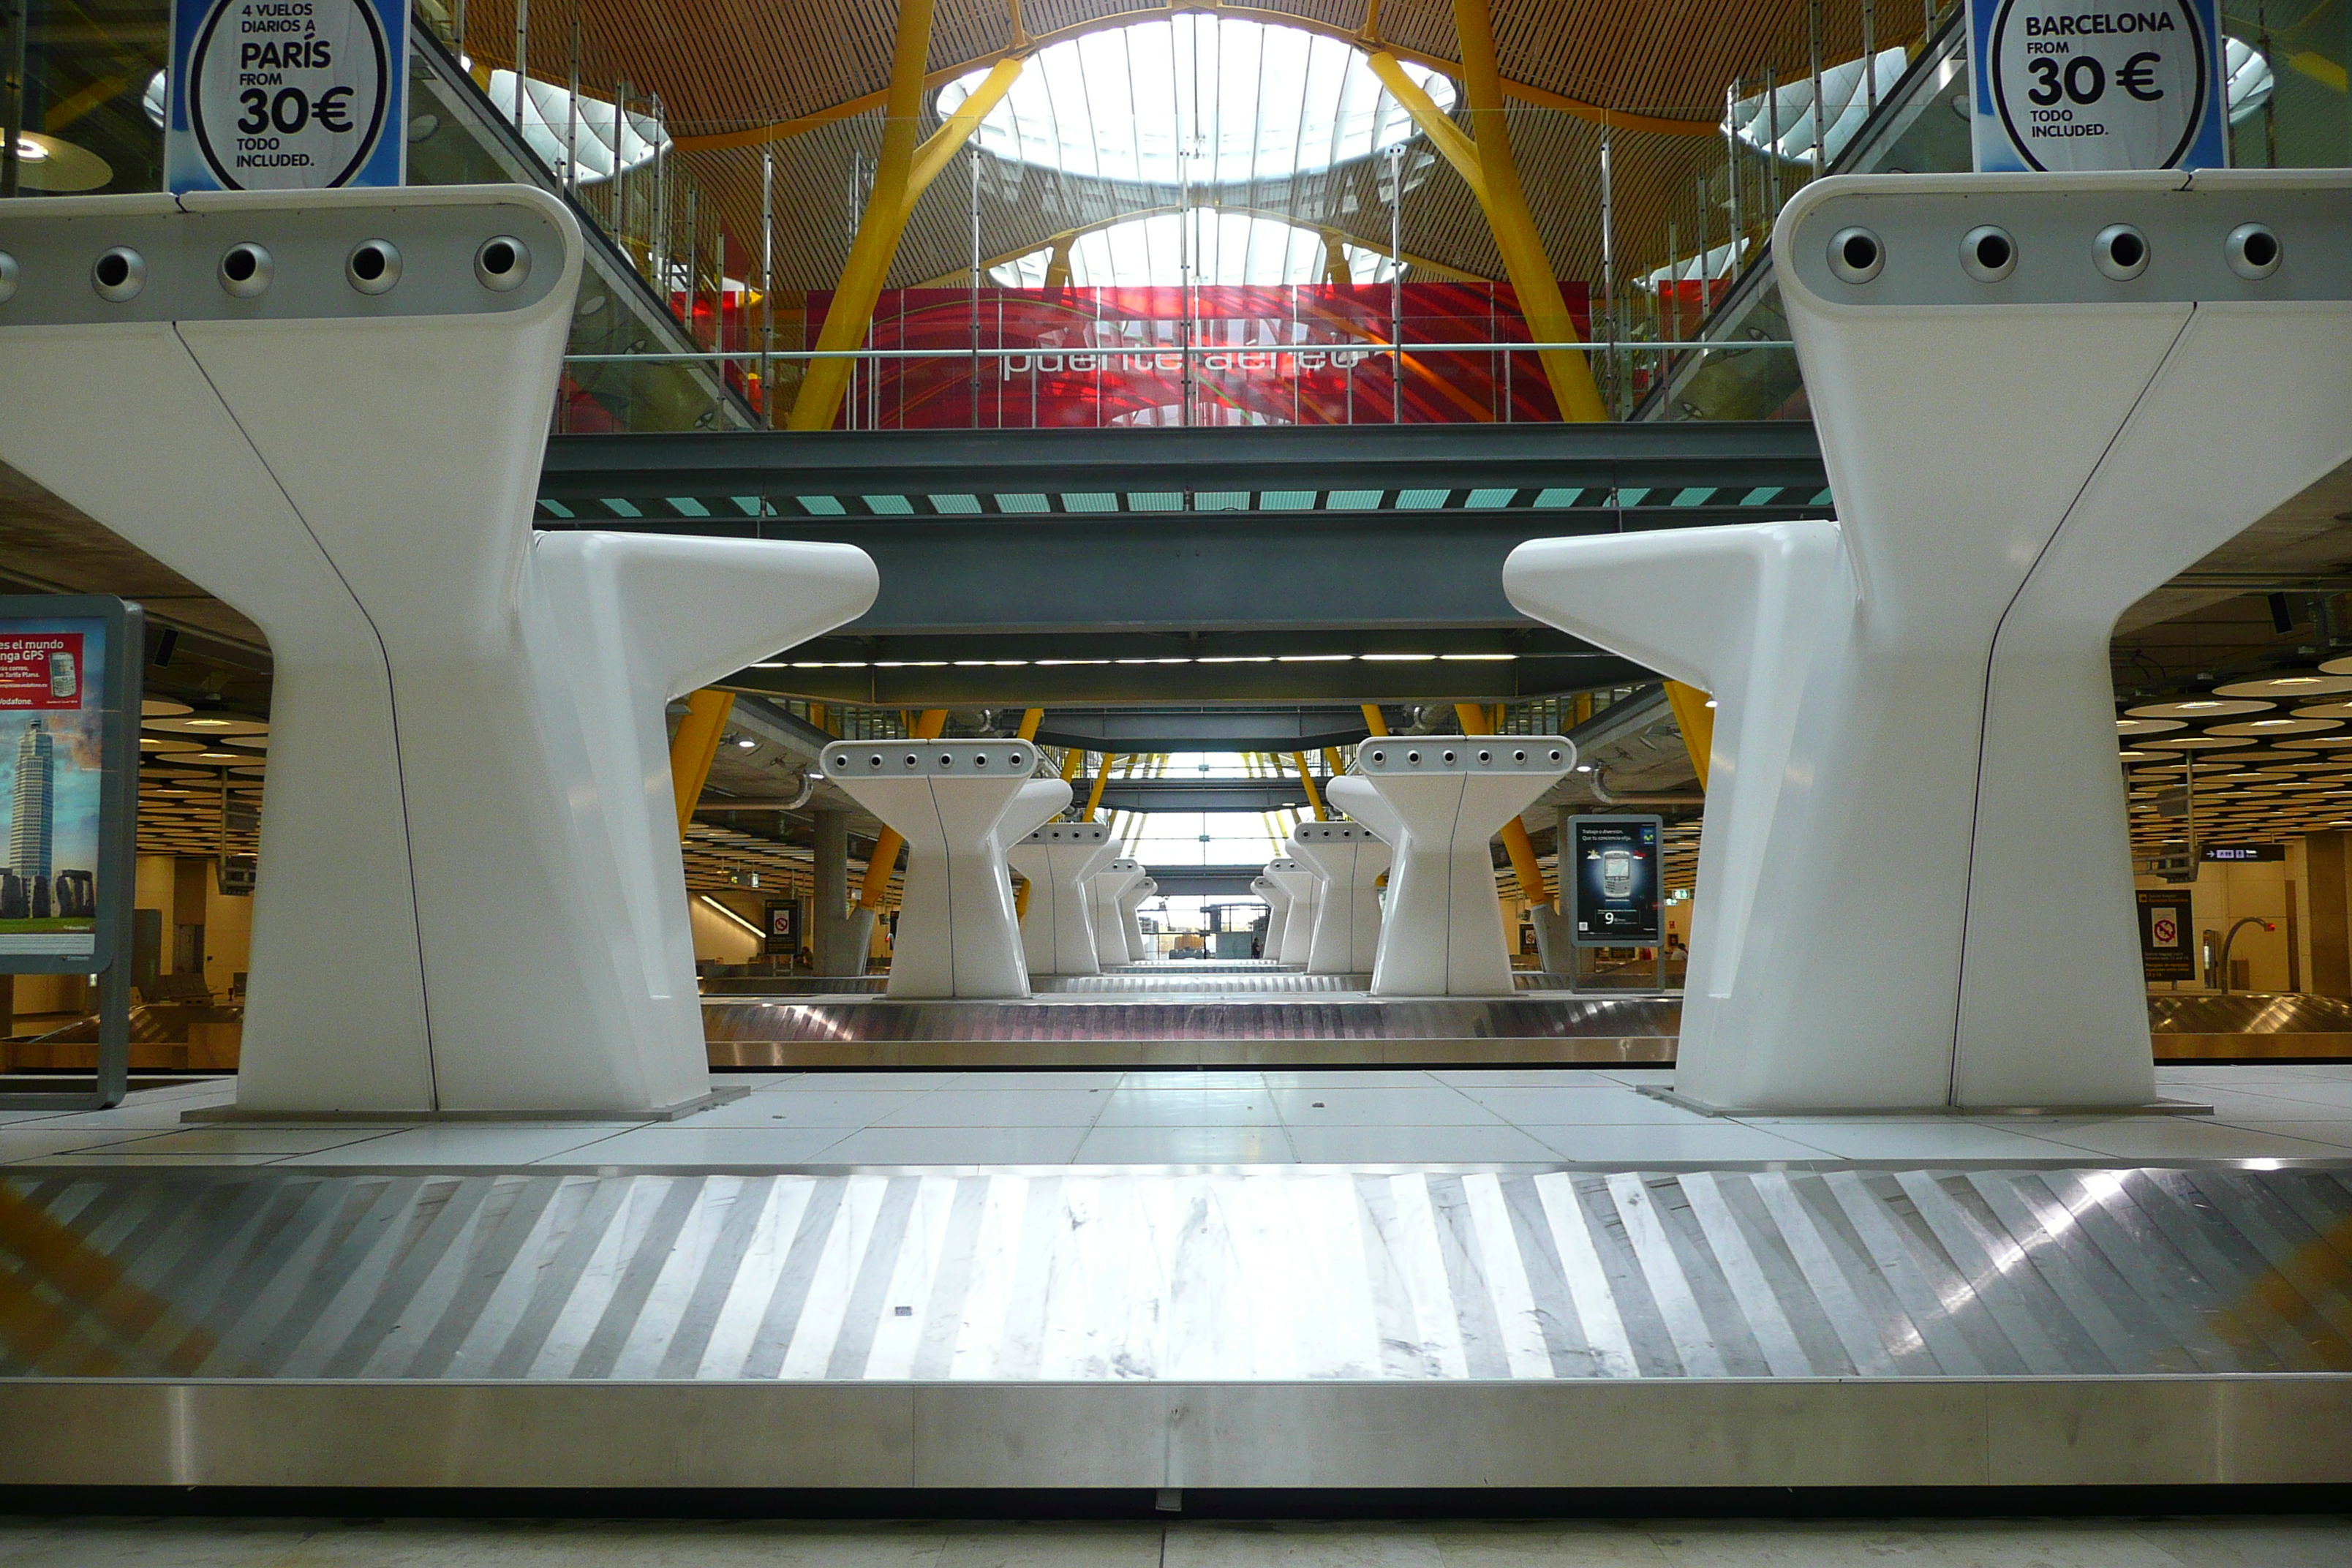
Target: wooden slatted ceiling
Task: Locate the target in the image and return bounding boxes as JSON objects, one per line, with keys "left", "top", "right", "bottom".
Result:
{"left": 457, "top": 0, "right": 1900, "bottom": 138}
{"left": 453, "top": 0, "right": 1921, "bottom": 355}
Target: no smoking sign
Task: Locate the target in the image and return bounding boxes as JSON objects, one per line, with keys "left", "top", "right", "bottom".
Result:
{"left": 167, "top": 0, "right": 407, "bottom": 192}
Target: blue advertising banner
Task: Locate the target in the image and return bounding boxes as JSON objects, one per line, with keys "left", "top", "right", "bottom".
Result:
{"left": 1969, "top": 0, "right": 2228, "bottom": 171}
{"left": 166, "top": 0, "right": 407, "bottom": 193}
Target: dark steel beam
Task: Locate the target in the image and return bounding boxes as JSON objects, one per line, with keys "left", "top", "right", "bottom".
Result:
{"left": 1142, "top": 866, "right": 1267, "bottom": 896}
{"left": 726, "top": 652, "right": 1647, "bottom": 709}
{"left": 540, "top": 421, "right": 1825, "bottom": 500}
{"left": 1032, "top": 708, "right": 1369, "bottom": 752}
{"left": 1098, "top": 779, "right": 1316, "bottom": 812}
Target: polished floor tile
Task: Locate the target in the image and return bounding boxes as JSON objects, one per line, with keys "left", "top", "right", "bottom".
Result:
{"left": 2027, "top": 1117, "right": 2352, "bottom": 1160}
{"left": 1283, "top": 1123, "right": 1559, "bottom": 1164}
{"left": 1090, "top": 1088, "right": 1286, "bottom": 1127}
{"left": 1747, "top": 1120, "right": 2086, "bottom": 1160}
{"left": 871, "top": 1090, "right": 1112, "bottom": 1128}
{"left": 815, "top": 1125, "right": 1092, "bottom": 1164}
{"left": 1074, "top": 1123, "right": 1297, "bottom": 1164}
{"left": 1459, "top": 1086, "right": 1711, "bottom": 1126}
{"left": 102, "top": 1126, "right": 395, "bottom": 1156}
{"left": 271, "top": 1125, "right": 624, "bottom": 1166}
{"left": 690, "top": 1090, "right": 938, "bottom": 1128}
{"left": 0, "top": 1127, "right": 173, "bottom": 1161}
{"left": 551, "top": 1124, "right": 848, "bottom": 1165}
{"left": 1526, "top": 1123, "right": 1830, "bottom": 1163}
{"left": 1268, "top": 1087, "right": 1499, "bottom": 1126}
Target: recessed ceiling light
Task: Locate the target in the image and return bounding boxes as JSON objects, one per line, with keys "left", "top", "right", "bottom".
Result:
{"left": 1440, "top": 653, "right": 1516, "bottom": 661}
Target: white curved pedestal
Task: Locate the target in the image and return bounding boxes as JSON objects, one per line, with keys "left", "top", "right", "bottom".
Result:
{"left": 1090, "top": 859, "right": 1147, "bottom": 966}
{"left": 1287, "top": 823, "right": 1388, "bottom": 975}
{"left": 1333, "top": 737, "right": 1573, "bottom": 997}
{"left": 822, "top": 742, "right": 1064, "bottom": 998}
{"left": 1009, "top": 820, "right": 1117, "bottom": 976}
{"left": 1505, "top": 170, "right": 2352, "bottom": 1112}
{"left": 1118, "top": 878, "right": 1158, "bottom": 962}
{"left": 0, "top": 188, "right": 878, "bottom": 1114}
{"left": 1253, "top": 875, "right": 1289, "bottom": 961}
{"left": 1264, "top": 859, "right": 1319, "bottom": 967}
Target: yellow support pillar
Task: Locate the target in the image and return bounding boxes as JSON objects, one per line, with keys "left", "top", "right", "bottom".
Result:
{"left": 1289, "top": 753, "right": 1327, "bottom": 821}
{"left": 1456, "top": 701, "right": 1550, "bottom": 905}
{"left": 1081, "top": 753, "right": 1120, "bottom": 822}
{"left": 670, "top": 690, "right": 736, "bottom": 839}
{"left": 787, "top": 23, "right": 1023, "bottom": 431}
{"left": 1017, "top": 708, "right": 1044, "bottom": 740}
{"left": 1662, "top": 680, "right": 1714, "bottom": 791}
{"left": 1059, "top": 747, "right": 1086, "bottom": 782}
{"left": 856, "top": 708, "right": 947, "bottom": 910}
{"left": 1368, "top": 42, "right": 1607, "bottom": 423}
{"left": 1361, "top": 704, "right": 1390, "bottom": 736}
{"left": 1322, "top": 746, "right": 1346, "bottom": 781}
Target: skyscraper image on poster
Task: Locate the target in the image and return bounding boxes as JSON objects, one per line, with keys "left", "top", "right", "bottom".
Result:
{"left": 0, "top": 617, "right": 109, "bottom": 960}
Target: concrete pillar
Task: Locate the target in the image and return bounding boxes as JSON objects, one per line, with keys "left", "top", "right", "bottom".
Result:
{"left": 813, "top": 807, "right": 855, "bottom": 976}
{"left": 2304, "top": 832, "right": 2349, "bottom": 996}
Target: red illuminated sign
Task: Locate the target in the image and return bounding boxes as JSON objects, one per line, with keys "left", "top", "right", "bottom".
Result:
{"left": 0, "top": 633, "right": 84, "bottom": 711}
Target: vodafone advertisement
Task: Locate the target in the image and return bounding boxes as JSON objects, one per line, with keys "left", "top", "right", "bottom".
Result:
{"left": 0, "top": 620, "right": 108, "bottom": 957}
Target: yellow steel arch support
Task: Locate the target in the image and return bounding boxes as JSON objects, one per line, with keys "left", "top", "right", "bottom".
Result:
{"left": 1371, "top": 45, "right": 1607, "bottom": 423}
{"left": 785, "top": 46, "right": 1025, "bottom": 432}
{"left": 670, "top": 689, "right": 736, "bottom": 839}
{"left": 1289, "top": 753, "right": 1327, "bottom": 821}
{"left": 1662, "top": 680, "right": 1715, "bottom": 791}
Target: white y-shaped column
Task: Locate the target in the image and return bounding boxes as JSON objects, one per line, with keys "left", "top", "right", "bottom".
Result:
{"left": 1263, "top": 858, "right": 1318, "bottom": 966}
{"left": 822, "top": 742, "right": 1066, "bottom": 998}
{"left": 1331, "top": 736, "right": 1573, "bottom": 996}
{"left": 1253, "top": 874, "right": 1290, "bottom": 960}
{"left": 1506, "top": 170, "right": 2352, "bottom": 1112}
{"left": 1090, "top": 859, "right": 1146, "bottom": 965}
{"left": 1286, "top": 822, "right": 1388, "bottom": 975}
{"left": 0, "top": 188, "right": 877, "bottom": 1114}
{"left": 1009, "top": 818, "right": 1116, "bottom": 976}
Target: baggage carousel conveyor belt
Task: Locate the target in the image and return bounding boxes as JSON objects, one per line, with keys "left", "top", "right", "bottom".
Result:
{"left": 702, "top": 995, "right": 1683, "bottom": 1068}
{"left": 0, "top": 1161, "right": 2347, "bottom": 1490}
{"left": 701, "top": 991, "right": 2352, "bottom": 1068}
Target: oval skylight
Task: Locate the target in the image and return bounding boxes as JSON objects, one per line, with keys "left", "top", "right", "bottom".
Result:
{"left": 990, "top": 211, "right": 1395, "bottom": 288}
{"left": 939, "top": 16, "right": 1456, "bottom": 186}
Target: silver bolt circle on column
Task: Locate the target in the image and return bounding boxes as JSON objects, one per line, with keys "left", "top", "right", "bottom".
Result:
{"left": 347, "top": 239, "right": 403, "bottom": 295}
{"left": 2225, "top": 222, "right": 2283, "bottom": 280}
{"left": 1960, "top": 225, "right": 2017, "bottom": 283}
{"left": 219, "top": 243, "right": 274, "bottom": 299}
{"left": 475, "top": 235, "right": 532, "bottom": 291}
{"left": 2094, "top": 223, "right": 2150, "bottom": 282}
{"left": 91, "top": 246, "right": 146, "bottom": 303}
{"left": 1827, "top": 226, "right": 1884, "bottom": 284}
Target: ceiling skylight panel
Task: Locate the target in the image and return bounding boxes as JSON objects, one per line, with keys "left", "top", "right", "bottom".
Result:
{"left": 938, "top": 15, "right": 1455, "bottom": 187}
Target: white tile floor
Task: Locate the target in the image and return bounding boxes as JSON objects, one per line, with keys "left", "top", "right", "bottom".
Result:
{"left": 0, "top": 1514, "right": 2343, "bottom": 1567}
{"left": 3, "top": 1061, "right": 2352, "bottom": 1168}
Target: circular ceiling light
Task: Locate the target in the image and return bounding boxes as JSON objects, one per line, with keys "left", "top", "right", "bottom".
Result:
{"left": 142, "top": 698, "right": 193, "bottom": 717}
{"left": 2206, "top": 717, "right": 2344, "bottom": 737}
{"left": 2117, "top": 717, "right": 2186, "bottom": 736}
{"left": 222, "top": 735, "right": 268, "bottom": 751}
{"left": 2125, "top": 698, "right": 2277, "bottom": 719}
{"left": 139, "top": 736, "right": 205, "bottom": 753}
{"left": 2214, "top": 671, "right": 2352, "bottom": 698}
{"left": 180, "top": 751, "right": 250, "bottom": 765}
{"left": 2134, "top": 735, "right": 2243, "bottom": 750}
{"left": 2291, "top": 701, "right": 2352, "bottom": 719}
{"left": 9, "top": 131, "right": 112, "bottom": 192}
{"left": 144, "top": 715, "right": 268, "bottom": 736}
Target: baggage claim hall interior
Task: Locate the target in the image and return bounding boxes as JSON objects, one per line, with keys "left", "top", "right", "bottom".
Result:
{"left": 1, "top": 0, "right": 2351, "bottom": 1556}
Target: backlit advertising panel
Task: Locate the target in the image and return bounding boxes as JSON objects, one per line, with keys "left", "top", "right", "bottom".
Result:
{"left": 1569, "top": 814, "right": 1663, "bottom": 948}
